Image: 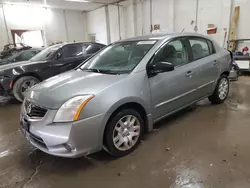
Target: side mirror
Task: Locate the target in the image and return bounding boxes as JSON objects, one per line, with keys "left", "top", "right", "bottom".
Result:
{"left": 148, "top": 62, "right": 174, "bottom": 76}
{"left": 56, "top": 52, "right": 62, "bottom": 60}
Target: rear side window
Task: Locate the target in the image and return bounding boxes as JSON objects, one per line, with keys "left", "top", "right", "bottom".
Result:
{"left": 63, "top": 44, "right": 83, "bottom": 58}
{"left": 189, "top": 38, "right": 210, "bottom": 60}
{"left": 85, "top": 44, "right": 100, "bottom": 54}
{"left": 99, "top": 45, "right": 105, "bottom": 49}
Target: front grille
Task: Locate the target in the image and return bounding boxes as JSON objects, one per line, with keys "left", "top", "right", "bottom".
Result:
{"left": 25, "top": 100, "right": 47, "bottom": 119}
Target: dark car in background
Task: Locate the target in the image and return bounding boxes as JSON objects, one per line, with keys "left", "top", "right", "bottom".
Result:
{"left": 0, "top": 42, "right": 106, "bottom": 101}
{"left": 0, "top": 48, "right": 42, "bottom": 65}
{"left": 0, "top": 43, "right": 32, "bottom": 60}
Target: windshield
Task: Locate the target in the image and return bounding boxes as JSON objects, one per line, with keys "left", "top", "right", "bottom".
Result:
{"left": 1, "top": 51, "right": 22, "bottom": 62}
{"left": 30, "top": 45, "right": 62, "bottom": 61}
{"left": 80, "top": 40, "right": 156, "bottom": 74}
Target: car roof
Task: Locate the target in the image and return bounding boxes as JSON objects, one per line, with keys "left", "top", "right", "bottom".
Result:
{"left": 27, "top": 48, "right": 44, "bottom": 51}
{"left": 118, "top": 32, "right": 212, "bottom": 42}
{"left": 62, "top": 42, "right": 106, "bottom": 46}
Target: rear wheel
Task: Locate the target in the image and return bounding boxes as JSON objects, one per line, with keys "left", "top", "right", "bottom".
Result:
{"left": 13, "top": 76, "right": 39, "bottom": 102}
{"left": 104, "top": 109, "right": 144, "bottom": 157}
{"left": 208, "top": 74, "right": 229, "bottom": 104}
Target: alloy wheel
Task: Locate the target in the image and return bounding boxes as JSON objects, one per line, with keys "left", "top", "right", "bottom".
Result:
{"left": 21, "top": 80, "right": 38, "bottom": 95}
{"left": 112, "top": 115, "right": 141, "bottom": 151}
{"left": 218, "top": 78, "right": 229, "bottom": 100}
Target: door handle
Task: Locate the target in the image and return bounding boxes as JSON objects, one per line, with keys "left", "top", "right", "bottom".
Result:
{"left": 186, "top": 70, "right": 194, "bottom": 77}
{"left": 213, "top": 60, "right": 218, "bottom": 66}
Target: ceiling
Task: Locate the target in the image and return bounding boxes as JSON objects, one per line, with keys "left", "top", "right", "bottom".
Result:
{"left": 0, "top": 0, "right": 125, "bottom": 11}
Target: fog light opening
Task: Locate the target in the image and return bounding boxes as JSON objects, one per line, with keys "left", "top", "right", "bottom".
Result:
{"left": 64, "top": 143, "right": 76, "bottom": 152}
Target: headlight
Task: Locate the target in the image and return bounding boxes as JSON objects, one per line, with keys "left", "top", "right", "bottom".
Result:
{"left": 53, "top": 95, "right": 94, "bottom": 123}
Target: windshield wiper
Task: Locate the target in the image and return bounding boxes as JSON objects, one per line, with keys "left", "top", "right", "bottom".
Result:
{"left": 81, "top": 68, "right": 127, "bottom": 75}
{"left": 81, "top": 68, "right": 101, "bottom": 73}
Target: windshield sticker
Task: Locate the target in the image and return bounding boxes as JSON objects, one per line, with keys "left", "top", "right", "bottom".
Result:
{"left": 137, "top": 41, "right": 156, "bottom": 45}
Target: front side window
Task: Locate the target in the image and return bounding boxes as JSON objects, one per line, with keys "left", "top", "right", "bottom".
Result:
{"left": 153, "top": 39, "right": 189, "bottom": 67}
{"left": 80, "top": 41, "right": 156, "bottom": 74}
{"left": 189, "top": 38, "right": 210, "bottom": 60}
{"left": 63, "top": 44, "right": 83, "bottom": 58}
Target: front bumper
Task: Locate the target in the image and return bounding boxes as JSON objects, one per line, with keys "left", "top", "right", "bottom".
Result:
{"left": 20, "top": 106, "right": 105, "bottom": 158}
{"left": 0, "top": 76, "right": 11, "bottom": 95}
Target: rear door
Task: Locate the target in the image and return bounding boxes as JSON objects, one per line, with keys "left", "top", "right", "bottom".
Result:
{"left": 187, "top": 37, "right": 220, "bottom": 98}
{"left": 49, "top": 43, "right": 85, "bottom": 75}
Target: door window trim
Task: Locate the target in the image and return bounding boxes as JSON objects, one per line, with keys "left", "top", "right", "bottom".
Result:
{"left": 187, "top": 36, "right": 216, "bottom": 62}
{"left": 147, "top": 36, "right": 191, "bottom": 71}
{"left": 207, "top": 39, "right": 216, "bottom": 55}
{"left": 62, "top": 44, "right": 83, "bottom": 59}
{"left": 51, "top": 48, "right": 64, "bottom": 61}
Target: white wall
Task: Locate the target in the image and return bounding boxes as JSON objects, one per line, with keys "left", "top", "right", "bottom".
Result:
{"left": 152, "top": 0, "right": 174, "bottom": 33}
{"left": 1, "top": 0, "right": 250, "bottom": 51}
{"left": 44, "top": 9, "right": 67, "bottom": 45}
{"left": 108, "top": 5, "right": 120, "bottom": 42}
{"left": 0, "top": 6, "right": 9, "bottom": 48}
{"left": 86, "top": 7, "right": 108, "bottom": 44}
{"left": 141, "top": 0, "right": 151, "bottom": 35}
{"left": 174, "top": 0, "right": 197, "bottom": 33}
{"left": 85, "top": 0, "right": 250, "bottom": 51}
{"left": 0, "top": 5, "right": 87, "bottom": 50}
{"left": 196, "top": 0, "right": 231, "bottom": 47}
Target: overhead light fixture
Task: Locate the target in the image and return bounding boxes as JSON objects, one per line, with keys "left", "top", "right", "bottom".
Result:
{"left": 3, "top": 1, "right": 50, "bottom": 8}
{"left": 64, "top": 0, "right": 90, "bottom": 2}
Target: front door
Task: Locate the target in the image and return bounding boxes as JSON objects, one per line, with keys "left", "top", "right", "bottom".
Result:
{"left": 49, "top": 44, "right": 86, "bottom": 76}
{"left": 148, "top": 38, "right": 198, "bottom": 121}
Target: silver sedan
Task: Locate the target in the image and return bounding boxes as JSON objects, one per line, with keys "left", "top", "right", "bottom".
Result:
{"left": 20, "top": 33, "right": 231, "bottom": 158}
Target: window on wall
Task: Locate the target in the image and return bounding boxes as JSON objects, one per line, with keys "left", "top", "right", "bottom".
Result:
{"left": 12, "top": 30, "right": 44, "bottom": 47}
{"left": 189, "top": 38, "right": 210, "bottom": 60}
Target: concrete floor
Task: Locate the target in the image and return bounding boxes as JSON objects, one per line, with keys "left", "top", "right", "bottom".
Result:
{"left": 0, "top": 78, "right": 250, "bottom": 188}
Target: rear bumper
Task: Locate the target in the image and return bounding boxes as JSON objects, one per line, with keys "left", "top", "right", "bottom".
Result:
{"left": 229, "top": 69, "right": 240, "bottom": 80}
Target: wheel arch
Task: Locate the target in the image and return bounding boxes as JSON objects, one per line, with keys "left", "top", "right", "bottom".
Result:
{"left": 221, "top": 71, "right": 230, "bottom": 77}
{"left": 12, "top": 72, "right": 42, "bottom": 89}
{"left": 101, "top": 99, "right": 151, "bottom": 146}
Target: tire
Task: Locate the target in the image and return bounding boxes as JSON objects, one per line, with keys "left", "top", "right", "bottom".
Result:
{"left": 104, "top": 109, "right": 144, "bottom": 157}
{"left": 208, "top": 74, "right": 229, "bottom": 104}
{"left": 13, "top": 76, "right": 40, "bottom": 102}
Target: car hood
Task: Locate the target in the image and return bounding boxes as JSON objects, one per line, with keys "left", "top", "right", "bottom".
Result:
{"left": 27, "top": 70, "right": 128, "bottom": 109}
{"left": 0, "top": 60, "right": 45, "bottom": 71}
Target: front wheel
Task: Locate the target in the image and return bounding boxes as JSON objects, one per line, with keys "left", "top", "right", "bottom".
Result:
{"left": 104, "top": 109, "right": 144, "bottom": 157}
{"left": 208, "top": 74, "right": 229, "bottom": 104}
{"left": 13, "top": 76, "right": 39, "bottom": 102}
